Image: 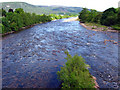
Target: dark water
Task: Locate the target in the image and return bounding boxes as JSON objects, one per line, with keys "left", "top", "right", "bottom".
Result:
{"left": 2, "top": 18, "right": 119, "bottom": 88}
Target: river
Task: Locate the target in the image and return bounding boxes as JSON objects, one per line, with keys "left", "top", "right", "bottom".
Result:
{"left": 2, "top": 18, "right": 119, "bottom": 88}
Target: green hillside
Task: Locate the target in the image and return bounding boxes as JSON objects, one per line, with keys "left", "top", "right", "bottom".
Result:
{"left": 1, "top": 2, "right": 82, "bottom": 15}
{"left": 118, "top": 1, "right": 120, "bottom": 7}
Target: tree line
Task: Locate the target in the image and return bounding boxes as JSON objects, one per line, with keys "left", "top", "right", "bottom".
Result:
{"left": 1, "top": 8, "right": 74, "bottom": 34}
{"left": 79, "top": 7, "right": 120, "bottom": 30}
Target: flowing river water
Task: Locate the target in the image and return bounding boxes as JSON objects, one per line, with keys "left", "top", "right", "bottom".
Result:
{"left": 2, "top": 18, "right": 119, "bottom": 88}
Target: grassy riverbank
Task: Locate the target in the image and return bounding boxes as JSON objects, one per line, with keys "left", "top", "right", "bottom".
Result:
{"left": 80, "top": 22, "right": 119, "bottom": 33}
{"left": 1, "top": 23, "right": 41, "bottom": 37}
{"left": 79, "top": 7, "right": 120, "bottom": 32}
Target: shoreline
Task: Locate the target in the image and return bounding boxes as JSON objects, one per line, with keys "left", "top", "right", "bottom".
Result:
{"left": 1, "top": 23, "right": 41, "bottom": 37}
{"left": 63, "top": 17, "right": 78, "bottom": 22}
{"left": 80, "top": 23, "right": 119, "bottom": 33}
{"left": 1, "top": 17, "right": 74, "bottom": 37}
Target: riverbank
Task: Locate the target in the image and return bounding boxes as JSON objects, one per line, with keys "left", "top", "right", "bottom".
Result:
{"left": 63, "top": 17, "right": 78, "bottom": 22}
{"left": 1, "top": 17, "right": 78, "bottom": 37}
{"left": 1, "top": 18, "right": 63, "bottom": 37}
{"left": 80, "top": 22, "right": 119, "bottom": 33}
{"left": 1, "top": 23, "right": 42, "bottom": 37}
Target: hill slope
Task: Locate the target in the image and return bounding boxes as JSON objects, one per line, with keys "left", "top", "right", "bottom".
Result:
{"left": 1, "top": 2, "right": 82, "bottom": 15}
{"left": 118, "top": 1, "right": 120, "bottom": 7}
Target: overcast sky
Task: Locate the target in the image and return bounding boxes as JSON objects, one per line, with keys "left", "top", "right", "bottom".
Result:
{"left": 1, "top": 0, "right": 120, "bottom": 11}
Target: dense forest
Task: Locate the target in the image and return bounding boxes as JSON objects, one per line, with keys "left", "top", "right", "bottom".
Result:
{"left": 1, "top": 8, "right": 74, "bottom": 34}
{"left": 79, "top": 7, "right": 120, "bottom": 30}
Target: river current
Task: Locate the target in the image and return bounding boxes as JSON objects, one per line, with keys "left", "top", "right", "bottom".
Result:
{"left": 2, "top": 18, "right": 119, "bottom": 88}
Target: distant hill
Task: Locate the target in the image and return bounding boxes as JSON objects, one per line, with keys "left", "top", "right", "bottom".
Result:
{"left": 1, "top": 2, "right": 83, "bottom": 15}
{"left": 118, "top": 1, "right": 120, "bottom": 7}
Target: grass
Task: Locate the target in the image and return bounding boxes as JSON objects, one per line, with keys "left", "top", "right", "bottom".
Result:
{"left": 57, "top": 50, "right": 95, "bottom": 88}
{"left": 111, "top": 25, "right": 120, "bottom": 30}
{"left": 85, "top": 22, "right": 107, "bottom": 28}
{"left": 84, "top": 22, "right": 120, "bottom": 31}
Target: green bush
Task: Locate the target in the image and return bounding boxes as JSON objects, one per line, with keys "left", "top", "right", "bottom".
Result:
{"left": 0, "top": 24, "right": 2, "bottom": 34}
{"left": 57, "top": 51, "right": 95, "bottom": 88}
{"left": 92, "top": 27, "right": 96, "bottom": 29}
{"left": 112, "top": 25, "right": 120, "bottom": 30}
{"left": 10, "top": 22, "right": 18, "bottom": 31}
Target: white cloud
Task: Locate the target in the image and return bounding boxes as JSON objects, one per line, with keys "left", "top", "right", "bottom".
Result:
{"left": 0, "top": 0, "right": 119, "bottom": 11}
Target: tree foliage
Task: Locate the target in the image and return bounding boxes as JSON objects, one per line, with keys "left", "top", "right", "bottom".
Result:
{"left": 8, "top": 9, "right": 14, "bottom": 13}
{"left": 79, "top": 7, "right": 120, "bottom": 30}
{"left": 1, "top": 8, "right": 52, "bottom": 34}
{"left": 2, "top": 8, "right": 6, "bottom": 17}
{"left": 1, "top": 8, "right": 74, "bottom": 34}
{"left": 15, "top": 8, "right": 24, "bottom": 14}
{"left": 57, "top": 51, "right": 95, "bottom": 88}
{"left": 2, "top": 17, "right": 11, "bottom": 33}
{"left": 100, "top": 7, "right": 117, "bottom": 26}
{"left": 79, "top": 8, "right": 90, "bottom": 23}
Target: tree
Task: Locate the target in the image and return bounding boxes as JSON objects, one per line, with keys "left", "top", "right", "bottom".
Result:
{"left": 87, "top": 9, "right": 98, "bottom": 22}
{"left": 1, "top": 24, "right": 4, "bottom": 34}
{"left": 40, "top": 14, "right": 52, "bottom": 23}
{"left": 10, "top": 22, "right": 18, "bottom": 31}
{"left": 31, "top": 13, "right": 37, "bottom": 24}
{"left": 93, "top": 12, "right": 102, "bottom": 24}
{"left": 11, "top": 13, "right": 24, "bottom": 29}
{"left": 6, "top": 12, "right": 14, "bottom": 21}
{"left": 2, "top": 8, "right": 6, "bottom": 17}
{"left": 117, "top": 7, "right": 120, "bottom": 25}
{"left": 100, "top": 7, "right": 117, "bottom": 26}
{"left": 8, "top": 9, "right": 14, "bottom": 13}
{"left": 79, "top": 8, "right": 90, "bottom": 23}
{"left": 15, "top": 8, "right": 24, "bottom": 14}
{"left": 2, "top": 8, "right": 68, "bottom": 34}
{"left": 2, "top": 17, "right": 11, "bottom": 33}
{"left": 57, "top": 51, "right": 95, "bottom": 88}
{"left": 0, "top": 9, "right": 2, "bottom": 17}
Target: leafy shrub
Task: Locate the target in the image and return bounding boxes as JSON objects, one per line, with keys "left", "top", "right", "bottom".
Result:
{"left": 57, "top": 51, "right": 95, "bottom": 88}
{"left": 10, "top": 22, "right": 18, "bottom": 31}
{"left": 0, "top": 24, "right": 2, "bottom": 34}
{"left": 111, "top": 25, "right": 120, "bottom": 30}
{"left": 92, "top": 27, "right": 96, "bottom": 29}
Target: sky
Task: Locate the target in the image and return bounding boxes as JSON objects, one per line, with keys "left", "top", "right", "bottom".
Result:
{"left": 1, "top": 0, "right": 120, "bottom": 11}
